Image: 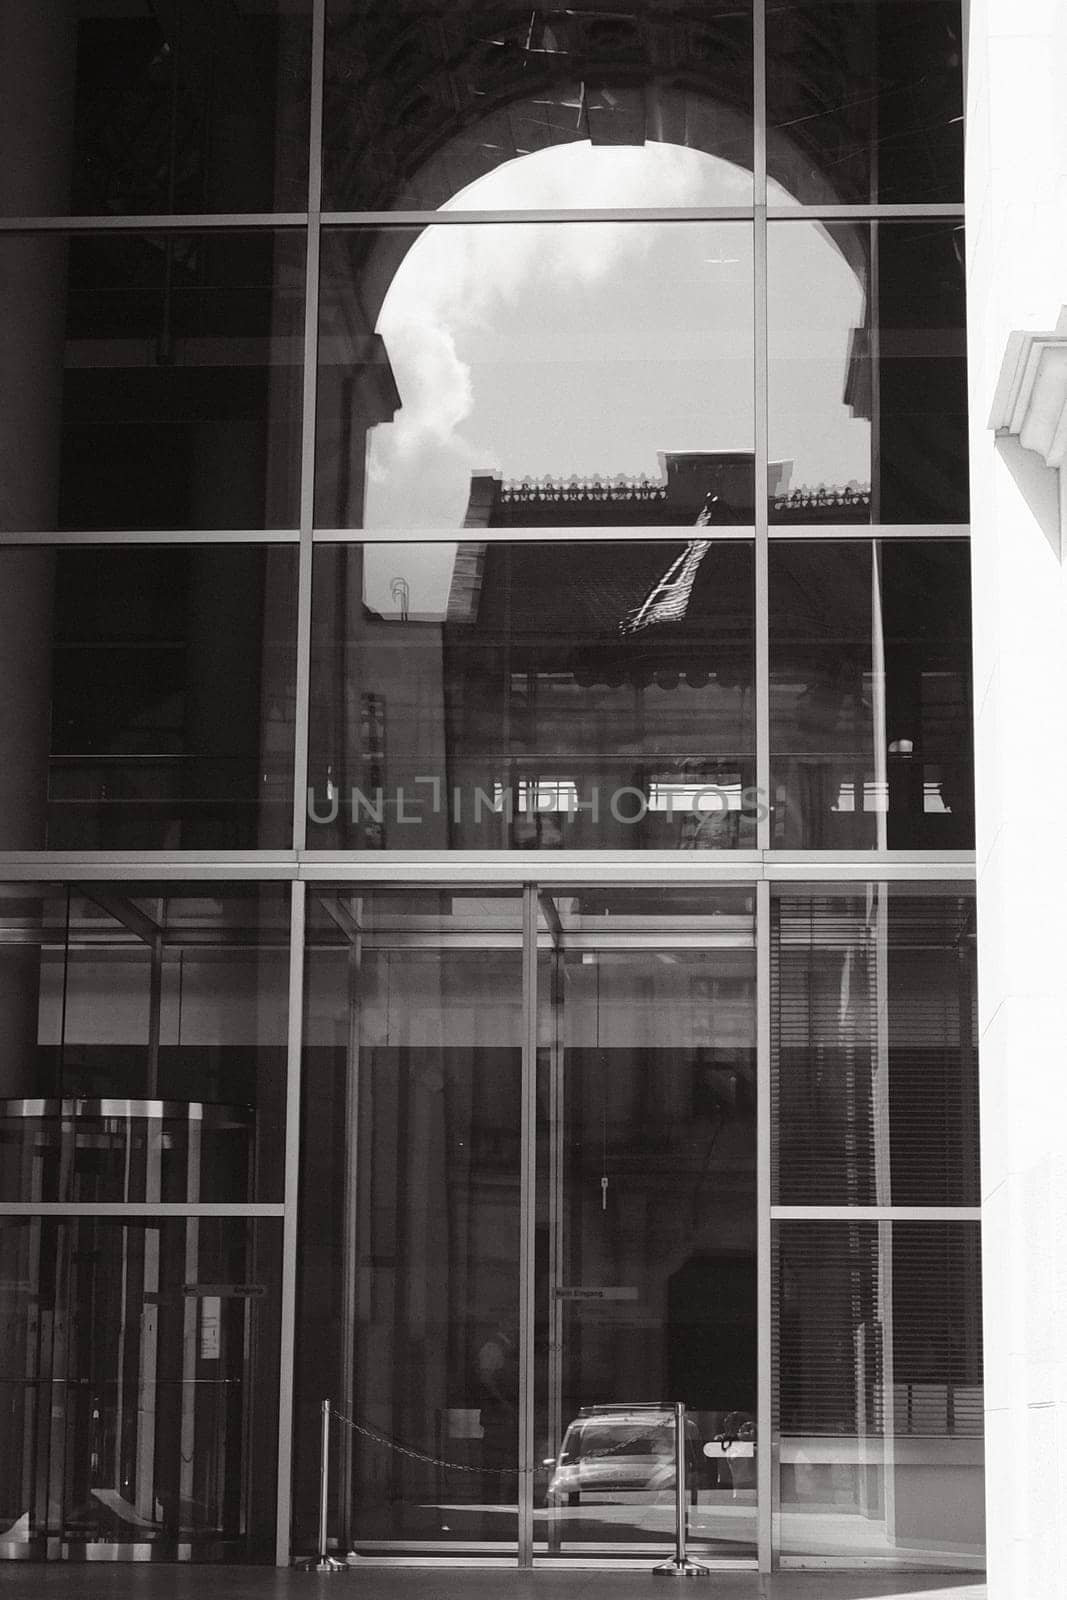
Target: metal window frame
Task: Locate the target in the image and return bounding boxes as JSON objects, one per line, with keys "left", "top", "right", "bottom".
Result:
{"left": 0, "top": 206, "right": 964, "bottom": 233}
{"left": 0, "top": 852, "right": 977, "bottom": 884}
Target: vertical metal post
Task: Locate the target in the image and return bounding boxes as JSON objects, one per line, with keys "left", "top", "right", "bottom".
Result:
{"left": 318, "top": 1399, "right": 329, "bottom": 1557}
{"left": 314, "top": 1399, "right": 345, "bottom": 1571}
{"left": 339, "top": 896, "right": 363, "bottom": 1551}
{"left": 179, "top": 1120, "right": 202, "bottom": 1522}
{"left": 869, "top": 218, "right": 882, "bottom": 526}
{"left": 754, "top": 0, "right": 771, "bottom": 855}
{"left": 291, "top": 0, "right": 325, "bottom": 853}
{"left": 756, "top": 875, "right": 774, "bottom": 1573}
{"left": 873, "top": 883, "right": 896, "bottom": 1543}
{"left": 546, "top": 941, "right": 565, "bottom": 1553}
{"left": 872, "top": 546, "right": 889, "bottom": 851}
{"left": 653, "top": 1401, "right": 708, "bottom": 1577}
{"left": 135, "top": 1119, "right": 162, "bottom": 1522}
{"left": 146, "top": 927, "right": 162, "bottom": 1099}
{"left": 275, "top": 880, "right": 307, "bottom": 1565}
{"left": 675, "top": 1402, "right": 688, "bottom": 1564}
{"left": 517, "top": 885, "right": 539, "bottom": 1567}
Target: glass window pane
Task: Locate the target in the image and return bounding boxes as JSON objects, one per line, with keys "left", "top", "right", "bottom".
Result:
{"left": 767, "top": 2, "right": 964, "bottom": 207}
{"left": 0, "top": 1215, "right": 282, "bottom": 1560}
{"left": 0, "top": 883, "right": 289, "bottom": 1202}
{"left": 769, "top": 541, "right": 974, "bottom": 850}
{"left": 1, "top": 2, "right": 311, "bottom": 218}
{"left": 771, "top": 884, "right": 979, "bottom": 1206}
{"left": 0, "top": 232, "right": 304, "bottom": 533}
{"left": 774, "top": 1221, "right": 984, "bottom": 1565}
{"left": 308, "top": 540, "right": 756, "bottom": 849}
{"left": 0, "top": 545, "right": 297, "bottom": 849}
{"left": 296, "top": 887, "right": 524, "bottom": 1552}
{"left": 769, "top": 222, "right": 968, "bottom": 526}
{"left": 323, "top": 3, "right": 753, "bottom": 212}
{"left": 315, "top": 223, "right": 754, "bottom": 530}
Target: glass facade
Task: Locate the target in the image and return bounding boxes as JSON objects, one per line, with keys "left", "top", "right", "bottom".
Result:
{"left": 308, "top": 541, "right": 758, "bottom": 849}
{"left": 0, "top": 545, "right": 298, "bottom": 849}
{"left": 774, "top": 1221, "right": 983, "bottom": 1563}
{"left": 0, "top": 0, "right": 977, "bottom": 1575}
{"left": 768, "top": 222, "right": 968, "bottom": 524}
{"left": 0, "top": 231, "right": 305, "bottom": 534}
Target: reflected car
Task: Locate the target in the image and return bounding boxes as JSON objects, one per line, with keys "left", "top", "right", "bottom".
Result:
{"left": 543, "top": 1404, "right": 701, "bottom": 1507}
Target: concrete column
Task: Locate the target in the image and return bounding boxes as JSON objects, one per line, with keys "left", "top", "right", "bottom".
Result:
{"left": 966, "top": 2, "right": 1067, "bottom": 1593}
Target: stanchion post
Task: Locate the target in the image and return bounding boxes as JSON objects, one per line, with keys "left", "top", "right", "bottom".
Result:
{"left": 310, "top": 1398, "right": 346, "bottom": 1572}
{"left": 653, "top": 1401, "right": 709, "bottom": 1578}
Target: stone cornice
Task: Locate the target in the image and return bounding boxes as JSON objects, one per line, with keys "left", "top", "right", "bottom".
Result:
{"left": 989, "top": 310, "right": 1067, "bottom": 555}
{"left": 990, "top": 316, "right": 1067, "bottom": 467}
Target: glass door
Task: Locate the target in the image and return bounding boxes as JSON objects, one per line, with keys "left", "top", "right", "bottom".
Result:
{"left": 300, "top": 889, "right": 524, "bottom": 1555}
{"left": 300, "top": 883, "right": 759, "bottom": 1565}
{"left": 532, "top": 890, "right": 758, "bottom": 1562}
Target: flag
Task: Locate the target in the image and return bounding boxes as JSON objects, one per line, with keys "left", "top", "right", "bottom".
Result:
{"left": 619, "top": 497, "right": 716, "bottom": 635}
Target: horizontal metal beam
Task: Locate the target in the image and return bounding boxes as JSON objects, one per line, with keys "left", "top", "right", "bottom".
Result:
{"left": 0, "top": 1202, "right": 285, "bottom": 1217}
{"left": 767, "top": 524, "right": 971, "bottom": 540}
{"left": 0, "top": 206, "right": 965, "bottom": 236}
{"left": 0, "top": 529, "right": 300, "bottom": 546}
{"left": 0, "top": 851, "right": 976, "bottom": 884}
{"left": 767, "top": 205, "right": 965, "bottom": 221}
{"left": 771, "top": 1206, "right": 981, "bottom": 1222}
{"left": 0, "top": 853, "right": 298, "bottom": 880}
{"left": 322, "top": 205, "right": 964, "bottom": 227}
{"left": 0, "top": 214, "right": 308, "bottom": 232}
{"left": 312, "top": 524, "right": 757, "bottom": 543}
{"left": 323, "top": 207, "right": 756, "bottom": 226}
{"left": 0, "top": 524, "right": 971, "bottom": 547}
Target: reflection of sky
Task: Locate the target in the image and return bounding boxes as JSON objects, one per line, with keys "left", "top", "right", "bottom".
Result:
{"left": 363, "top": 143, "right": 867, "bottom": 614}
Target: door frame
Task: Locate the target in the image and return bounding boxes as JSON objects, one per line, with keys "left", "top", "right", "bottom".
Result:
{"left": 517, "top": 883, "right": 767, "bottom": 1570}
{"left": 311, "top": 877, "right": 769, "bottom": 1572}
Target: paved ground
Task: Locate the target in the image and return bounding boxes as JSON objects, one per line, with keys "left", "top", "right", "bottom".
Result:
{"left": 0, "top": 1568, "right": 987, "bottom": 1600}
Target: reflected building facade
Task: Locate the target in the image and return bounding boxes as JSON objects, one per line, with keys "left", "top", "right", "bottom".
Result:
{"left": 0, "top": 0, "right": 1008, "bottom": 1580}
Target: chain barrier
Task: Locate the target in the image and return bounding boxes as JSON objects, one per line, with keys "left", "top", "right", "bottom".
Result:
{"left": 302, "top": 1396, "right": 704, "bottom": 1577}
{"left": 330, "top": 1404, "right": 520, "bottom": 1478}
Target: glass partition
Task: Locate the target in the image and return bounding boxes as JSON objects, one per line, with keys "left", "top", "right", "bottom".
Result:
{"left": 0, "top": 883, "right": 289, "bottom": 1202}
{"left": 773, "top": 1221, "right": 984, "bottom": 1566}
{"left": 315, "top": 223, "right": 754, "bottom": 530}
{"left": 769, "top": 541, "right": 974, "bottom": 849}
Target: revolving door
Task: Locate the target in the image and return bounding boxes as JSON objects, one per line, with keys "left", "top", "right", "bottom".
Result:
{"left": 0, "top": 1088, "right": 280, "bottom": 1560}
